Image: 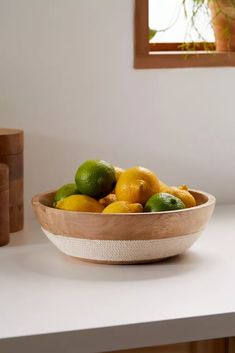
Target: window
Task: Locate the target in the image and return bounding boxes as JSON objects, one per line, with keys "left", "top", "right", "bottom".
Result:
{"left": 134, "top": 0, "right": 235, "bottom": 68}
{"left": 149, "top": 0, "right": 215, "bottom": 44}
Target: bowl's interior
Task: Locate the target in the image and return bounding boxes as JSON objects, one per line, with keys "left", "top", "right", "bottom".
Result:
{"left": 39, "top": 191, "right": 56, "bottom": 207}
{"left": 37, "top": 190, "right": 209, "bottom": 210}
{"left": 190, "top": 190, "right": 208, "bottom": 206}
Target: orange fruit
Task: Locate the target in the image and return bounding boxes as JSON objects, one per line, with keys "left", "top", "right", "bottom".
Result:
{"left": 115, "top": 166, "right": 160, "bottom": 205}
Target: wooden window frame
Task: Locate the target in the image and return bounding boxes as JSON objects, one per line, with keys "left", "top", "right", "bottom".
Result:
{"left": 134, "top": 0, "right": 235, "bottom": 69}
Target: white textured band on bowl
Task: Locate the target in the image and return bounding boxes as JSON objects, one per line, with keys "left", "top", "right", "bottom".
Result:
{"left": 42, "top": 227, "right": 201, "bottom": 263}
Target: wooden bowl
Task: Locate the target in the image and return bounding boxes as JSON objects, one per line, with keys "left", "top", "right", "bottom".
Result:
{"left": 32, "top": 190, "right": 215, "bottom": 264}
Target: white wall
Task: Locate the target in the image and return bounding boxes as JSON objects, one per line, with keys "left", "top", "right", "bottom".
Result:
{"left": 0, "top": 0, "right": 235, "bottom": 216}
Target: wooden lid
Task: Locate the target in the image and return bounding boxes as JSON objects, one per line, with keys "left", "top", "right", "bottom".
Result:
{"left": 0, "top": 164, "right": 9, "bottom": 191}
{"left": 0, "top": 128, "right": 24, "bottom": 155}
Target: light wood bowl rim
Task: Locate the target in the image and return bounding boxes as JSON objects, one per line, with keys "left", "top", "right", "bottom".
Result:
{"left": 32, "top": 189, "right": 216, "bottom": 216}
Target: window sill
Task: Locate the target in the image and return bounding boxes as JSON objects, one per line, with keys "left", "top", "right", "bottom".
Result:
{"left": 134, "top": 51, "right": 235, "bottom": 69}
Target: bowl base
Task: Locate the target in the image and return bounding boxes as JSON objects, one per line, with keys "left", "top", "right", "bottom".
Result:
{"left": 66, "top": 255, "right": 178, "bottom": 265}
{"left": 42, "top": 228, "right": 201, "bottom": 265}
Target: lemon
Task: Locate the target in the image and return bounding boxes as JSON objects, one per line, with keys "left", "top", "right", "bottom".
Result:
{"left": 99, "top": 193, "right": 117, "bottom": 207}
{"left": 144, "top": 193, "right": 186, "bottom": 212}
{"left": 109, "top": 166, "right": 125, "bottom": 194}
{"left": 103, "top": 201, "right": 143, "bottom": 213}
{"left": 115, "top": 166, "right": 160, "bottom": 205}
{"left": 170, "top": 187, "right": 196, "bottom": 208}
{"left": 114, "top": 166, "right": 124, "bottom": 182}
{"left": 75, "top": 160, "right": 116, "bottom": 198}
{"left": 54, "top": 183, "right": 78, "bottom": 204}
{"left": 159, "top": 181, "right": 196, "bottom": 208}
{"left": 159, "top": 180, "right": 172, "bottom": 193}
{"left": 55, "top": 194, "right": 104, "bottom": 212}
{"left": 178, "top": 184, "right": 188, "bottom": 191}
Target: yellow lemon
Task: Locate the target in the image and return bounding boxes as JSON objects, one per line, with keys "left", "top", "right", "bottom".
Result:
{"left": 110, "top": 166, "right": 125, "bottom": 194}
{"left": 178, "top": 184, "right": 188, "bottom": 191}
{"left": 115, "top": 166, "right": 160, "bottom": 205}
{"left": 159, "top": 181, "right": 196, "bottom": 208}
{"left": 159, "top": 180, "right": 172, "bottom": 193}
{"left": 55, "top": 194, "right": 104, "bottom": 212}
{"left": 170, "top": 187, "right": 196, "bottom": 208}
{"left": 114, "top": 166, "right": 124, "bottom": 182}
{"left": 102, "top": 201, "right": 143, "bottom": 213}
{"left": 128, "top": 203, "right": 143, "bottom": 213}
{"left": 99, "top": 193, "right": 117, "bottom": 207}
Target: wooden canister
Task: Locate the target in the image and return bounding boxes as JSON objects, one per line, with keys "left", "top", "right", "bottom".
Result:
{"left": 0, "top": 164, "right": 9, "bottom": 246}
{"left": 0, "top": 129, "right": 24, "bottom": 233}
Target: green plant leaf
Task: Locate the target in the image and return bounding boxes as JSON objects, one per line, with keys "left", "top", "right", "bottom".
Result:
{"left": 149, "top": 28, "right": 157, "bottom": 41}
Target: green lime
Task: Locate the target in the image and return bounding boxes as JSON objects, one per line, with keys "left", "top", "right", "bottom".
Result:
{"left": 75, "top": 160, "right": 116, "bottom": 198}
{"left": 54, "top": 183, "right": 78, "bottom": 204}
{"left": 144, "top": 192, "right": 186, "bottom": 212}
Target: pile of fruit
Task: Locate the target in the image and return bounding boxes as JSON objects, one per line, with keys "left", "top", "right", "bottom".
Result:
{"left": 53, "top": 159, "right": 197, "bottom": 213}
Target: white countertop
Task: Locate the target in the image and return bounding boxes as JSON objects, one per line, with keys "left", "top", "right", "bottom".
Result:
{"left": 1, "top": 205, "right": 235, "bottom": 353}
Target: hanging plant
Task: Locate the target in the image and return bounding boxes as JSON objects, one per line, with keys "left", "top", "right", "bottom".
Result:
{"left": 150, "top": 0, "right": 235, "bottom": 52}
